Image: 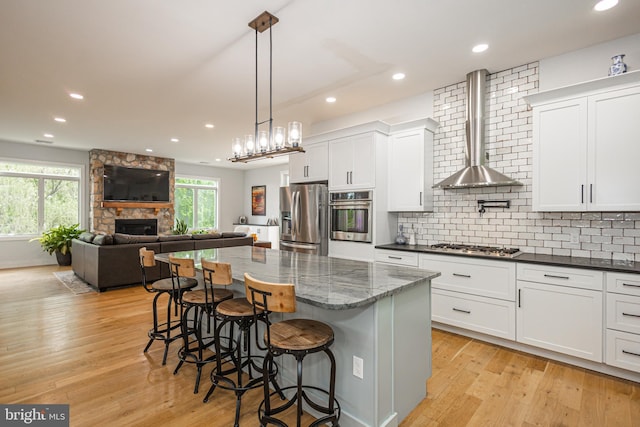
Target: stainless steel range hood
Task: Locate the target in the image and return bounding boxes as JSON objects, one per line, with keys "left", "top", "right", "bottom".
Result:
{"left": 433, "top": 69, "right": 522, "bottom": 189}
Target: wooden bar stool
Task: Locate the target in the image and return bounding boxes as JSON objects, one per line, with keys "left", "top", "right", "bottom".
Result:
{"left": 139, "top": 248, "right": 198, "bottom": 365}
{"left": 202, "top": 275, "right": 285, "bottom": 427}
{"left": 173, "top": 260, "right": 234, "bottom": 393}
{"left": 245, "top": 273, "right": 340, "bottom": 427}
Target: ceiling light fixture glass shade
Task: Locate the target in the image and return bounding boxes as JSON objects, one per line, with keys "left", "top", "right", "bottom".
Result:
{"left": 229, "top": 11, "right": 304, "bottom": 163}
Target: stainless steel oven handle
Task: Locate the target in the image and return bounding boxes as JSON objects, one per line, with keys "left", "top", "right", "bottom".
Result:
{"left": 329, "top": 201, "right": 372, "bottom": 207}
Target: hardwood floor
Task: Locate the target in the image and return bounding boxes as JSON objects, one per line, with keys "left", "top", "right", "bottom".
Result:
{"left": 1, "top": 265, "right": 639, "bottom": 426}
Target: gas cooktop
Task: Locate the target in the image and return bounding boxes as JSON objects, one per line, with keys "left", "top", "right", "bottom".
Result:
{"left": 428, "top": 243, "right": 522, "bottom": 258}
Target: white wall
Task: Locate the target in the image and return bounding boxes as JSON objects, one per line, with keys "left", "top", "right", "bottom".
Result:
{"left": 242, "top": 164, "right": 288, "bottom": 225}
{"left": 539, "top": 32, "right": 640, "bottom": 91}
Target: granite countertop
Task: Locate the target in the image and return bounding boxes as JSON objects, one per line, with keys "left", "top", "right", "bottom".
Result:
{"left": 156, "top": 246, "right": 440, "bottom": 310}
{"left": 376, "top": 243, "right": 640, "bottom": 274}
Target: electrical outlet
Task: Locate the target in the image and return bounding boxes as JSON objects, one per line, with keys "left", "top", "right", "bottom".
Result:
{"left": 353, "top": 355, "right": 364, "bottom": 379}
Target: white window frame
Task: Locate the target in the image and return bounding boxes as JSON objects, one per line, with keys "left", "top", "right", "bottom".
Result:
{"left": 174, "top": 174, "right": 220, "bottom": 230}
{"left": 0, "top": 157, "right": 85, "bottom": 240}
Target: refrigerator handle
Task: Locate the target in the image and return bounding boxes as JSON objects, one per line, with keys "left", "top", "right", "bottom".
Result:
{"left": 292, "top": 191, "right": 299, "bottom": 239}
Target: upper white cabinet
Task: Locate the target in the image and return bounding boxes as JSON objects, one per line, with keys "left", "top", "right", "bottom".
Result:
{"left": 328, "top": 133, "right": 376, "bottom": 190}
{"left": 387, "top": 119, "right": 437, "bottom": 212}
{"left": 526, "top": 71, "right": 640, "bottom": 211}
{"left": 289, "top": 141, "right": 328, "bottom": 183}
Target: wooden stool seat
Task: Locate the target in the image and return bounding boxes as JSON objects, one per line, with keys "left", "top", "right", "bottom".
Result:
{"left": 182, "top": 288, "right": 233, "bottom": 305}
{"left": 269, "top": 319, "right": 334, "bottom": 351}
{"left": 214, "top": 298, "right": 261, "bottom": 317}
{"left": 152, "top": 277, "right": 197, "bottom": 292}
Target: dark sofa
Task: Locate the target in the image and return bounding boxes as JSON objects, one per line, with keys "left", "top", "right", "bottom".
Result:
{"left": 71, "top": 232, "right": 254, "bottom": 291}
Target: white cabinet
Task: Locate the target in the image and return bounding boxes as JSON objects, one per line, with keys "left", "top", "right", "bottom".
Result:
{"left": 387, "top": 119, "right": 437, "bottom": 212}
{"left": 527, "top": 72, "right": 640, "bottom": 211}
{"left": 247, "top": 225, "right": 280, "bottom": 249}
{"left": 328, "top": 133, "right": 376, "bottom": 190}
{"left": 420, "top": 254, "right": 516, "bottom": 339}
{"left": 374, "top": 249, "right": 418, "bottom": 267}
{"left": 289, "top": 141, "right": 328, "bottom": 183}
{"left": 516, "top": 264, "right": 603, "bottom": 362}
{"left": 605, "top": 272, "right": 640, "bottom": 373}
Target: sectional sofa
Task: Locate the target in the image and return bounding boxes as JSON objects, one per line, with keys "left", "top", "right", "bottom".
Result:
{"left": 71, "top": 232, "right": 254, "bottom": 291}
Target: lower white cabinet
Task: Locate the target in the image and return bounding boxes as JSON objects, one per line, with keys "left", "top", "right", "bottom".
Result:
{"left": 247, "top": 225, "right": 280, "bottom": 249}
{"left": 516, "top": 264, "right": 603, "bottom": 362}
{"left": 432, "top": 288, "right": 515, "bottom": 340}
{"left": 605, "top": 272, "right": 640, "bottom": 373}
{"left": 374, "top": 249, "right": 418, "bottom": 267}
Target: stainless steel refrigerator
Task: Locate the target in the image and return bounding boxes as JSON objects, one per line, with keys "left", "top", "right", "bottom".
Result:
{"left": 279, "top": 183, "right": 328, "bottom": 255}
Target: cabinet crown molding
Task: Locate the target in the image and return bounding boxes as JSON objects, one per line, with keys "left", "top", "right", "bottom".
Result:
{"left": 525, "top": 70, "right": 640, "bottom": 106}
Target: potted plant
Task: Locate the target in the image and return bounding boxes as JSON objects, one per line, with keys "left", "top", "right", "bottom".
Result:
{"left": 31, "top": 224, "right": 84, "bottom": 266}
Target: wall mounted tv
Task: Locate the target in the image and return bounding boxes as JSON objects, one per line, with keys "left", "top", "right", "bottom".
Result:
{"left": 103, "top": 165, "right": 170, "bottom": 202}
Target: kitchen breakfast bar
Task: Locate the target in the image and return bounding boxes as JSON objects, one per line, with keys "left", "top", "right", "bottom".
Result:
{"left": 156, "top": 246, "right": 440, "bottom": 427}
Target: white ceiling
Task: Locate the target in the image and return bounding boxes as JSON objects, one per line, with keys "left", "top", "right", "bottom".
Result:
{"left": 1, "top": 0, "right": 639, "bottom": 169}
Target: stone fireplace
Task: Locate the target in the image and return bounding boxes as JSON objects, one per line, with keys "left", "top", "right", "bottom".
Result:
{"left": 89, "top": 149, "right": 174, "bottom": 234}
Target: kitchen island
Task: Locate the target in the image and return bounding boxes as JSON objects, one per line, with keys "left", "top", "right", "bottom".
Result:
{"left": 156, "top": 246, "right": 440, "bottom": 427}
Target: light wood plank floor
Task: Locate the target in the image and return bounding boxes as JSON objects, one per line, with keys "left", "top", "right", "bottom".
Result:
{"left": 1, "top": 265, "right": 639, "bottom": 426}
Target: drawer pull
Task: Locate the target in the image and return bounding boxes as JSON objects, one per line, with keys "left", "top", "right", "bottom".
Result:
{"left": 452, "top": 307, "right": 471, "bottom": 314}
{"left": 622, "top": 349, "right": 640, "bottom": 358}
{"left": 544, "top": 274, "right": 569, "bottom": 280}
{"left": 622, "top": 283, "right": 640, "bottom": 288}
{"left": 622, "top": 312, "right": 640, "bottom": 318}
{"left": 453, "top": 273, "right": 471, "bottom": 278}
{"left": 388, "top": 256, "right": 402, "bottom": 260}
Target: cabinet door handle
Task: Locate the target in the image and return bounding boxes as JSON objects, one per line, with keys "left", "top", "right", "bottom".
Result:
{"left": 622, "top": 312, "right": 640, "bottom": 318}
{"left": 388, "top": 256, "right": 402, "bottom": 260}
{"left": 453, "top": 273, "right": 471, "bottom": 278}
{"left": 346, "top": 171, "right": 349, "bottom": 184}
{"left": 590, "top": 183, "right": 593, "bottom": 203}
{"left": 581, "top": 185, "right": 584, "bottom": 204}
{"left": 350, "top": 171, "right": 353, "bottom": 184}
{"left": 452, "top": 307, "right": 471, "bottom": 314}
{"left": 544, "top": 274, "right": 569, "bottom": 280}
{"left": 419, "top": 191, "right": 422, "bottom": 206}
{"left": 622, "top": 349, "right": 640, "bottom": 358}
{"left": 518, "top": 288, "right": 522, "bottom": 308}
{"left": 623, "top": 283, "right": 640, "bottom": 288}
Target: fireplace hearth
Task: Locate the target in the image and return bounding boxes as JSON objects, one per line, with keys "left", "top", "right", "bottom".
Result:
{"left": 115, "top": 219, "right": 158, "bottom": 235}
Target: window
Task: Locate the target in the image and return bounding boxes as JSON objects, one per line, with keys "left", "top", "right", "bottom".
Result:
{"left": 0, "top": 160, "right": 82, "bottom": 237}
{"left": 175, "top": 176, "right": 218, "bottom": 230}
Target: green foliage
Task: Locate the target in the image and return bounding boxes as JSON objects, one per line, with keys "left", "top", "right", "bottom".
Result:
{"left": 30, "top": 224, "right": 84, "bottom": 255}
{"left": 172, "top": 218, "right": 189, "bottom": 235}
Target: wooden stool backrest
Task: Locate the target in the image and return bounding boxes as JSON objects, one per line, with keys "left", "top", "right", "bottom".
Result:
{"left": 168, "top": 255, "right": 196, "bottom": 279}
{"left": 139, "top": 247, "right": 156, "bottom": 268}
{"left": 201, "top": 260, "right": 232, "bottom": 286}
{"left": 244, "top": 273, "right": 296, "bottom": 313}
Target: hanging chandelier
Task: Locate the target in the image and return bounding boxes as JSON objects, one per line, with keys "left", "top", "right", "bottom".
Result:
{"left": 229, "top": 11, "right": 304, "bottom": 163}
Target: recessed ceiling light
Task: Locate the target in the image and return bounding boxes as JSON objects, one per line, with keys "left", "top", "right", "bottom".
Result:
{"left": 392, "top": 72, "right": 406, "bottom": 80}
{"left": 69, "top": 93, "right": 84, "bottom": 100}
{"left": 205, "top": 123, "right": 214, "bottom": 129}
{"left": 215, "top": 158, "right": 221, "bottom": 162}
{"left": 171, "top": 138, "right": 179, "bottom": 142}
{"left": 43, "top": 133, "right": 54, "bottom": 138}
{"left": 326, "top": 97, "right": 336, "bottom": 103}
{"left": 594, "top": 0, "right": 618, "bottom": 11}
{"left": 54, "top": 117, "right": 66, "bottom": 123}
{"left": 472, "top": 43, "right": 489, "bottom": 53}
{"left": 145, "top": 148, "right": 153, "bottom": 152}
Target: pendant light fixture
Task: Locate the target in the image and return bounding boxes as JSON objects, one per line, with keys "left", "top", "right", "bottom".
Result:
{"left": 230, "top": 11, "right": 304, "bottom": 163}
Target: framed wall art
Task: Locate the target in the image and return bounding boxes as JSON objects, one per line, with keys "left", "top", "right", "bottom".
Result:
{"left": 251, "top": 185, "right": 266, "bottom": 216}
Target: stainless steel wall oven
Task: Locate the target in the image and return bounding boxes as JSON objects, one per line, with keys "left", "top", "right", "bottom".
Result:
{"left": 329, "top": 190, "right": 373, "bottom": 242}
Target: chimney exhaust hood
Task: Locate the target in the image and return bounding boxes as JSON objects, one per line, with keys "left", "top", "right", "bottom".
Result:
{"left": 433, "top": 69, "right": 522, "bottom": 189}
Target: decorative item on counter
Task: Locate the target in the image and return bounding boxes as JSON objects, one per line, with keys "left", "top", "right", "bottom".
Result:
{"left": 408, "top": 225, "right": 416, "bottom": 245}
{"left": 394, "top": 224, "right": 407, "bottom": 245}
{"left": 609, "top": 54, "right": 627, "bottom": 76}
{"left": 238, "top": 215, "right": 247, "bottom": 224}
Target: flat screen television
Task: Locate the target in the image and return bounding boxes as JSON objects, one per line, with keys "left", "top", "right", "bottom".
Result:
{"left": 103, "top": 165, "right": 170, "bottom": 202}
